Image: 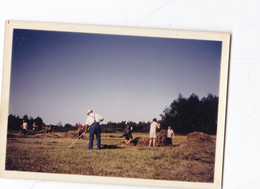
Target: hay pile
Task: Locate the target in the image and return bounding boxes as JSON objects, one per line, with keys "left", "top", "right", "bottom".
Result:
{"left": 156, "top": 130, "right": 168, "bottom": 146}
{"left": 132, "top": 137, "right": 149, "bottom": 146}
{"left": 186, "top": 132, "right": 212, "bottom": 143}
{"left": 132, "top": 130, "right": 168, "bottom": 147}
{"left": 63, "top": 131, "right": 79, "bottom": 138}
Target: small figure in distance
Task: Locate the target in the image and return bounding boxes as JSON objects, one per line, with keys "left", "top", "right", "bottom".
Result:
{"left": 167, "top": 126, "right": 175, "bottom": 146}
{"left": 21, "top": 120, "right": 28, "bottom": 135}
{"left": 149, "top": 118, "right": 160, "bottom": 147}
{"left": 77, "top": 122, "right": 84, "bottom": 139}
{"left": 123, "top": 121, "right": 133, "bottom": 145}
{"left": 32, "top": 122, "right": 38, "bottom": 131}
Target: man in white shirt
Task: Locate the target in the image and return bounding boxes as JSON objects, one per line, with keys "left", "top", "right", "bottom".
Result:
{"left": 85, "top": 109, "right": 104, "bottom": 150}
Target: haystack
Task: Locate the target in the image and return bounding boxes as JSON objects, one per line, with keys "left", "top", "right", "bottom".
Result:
{"left": 132, "top": 137, "right": 149, "bottom": 146}
{"left": 156, "top": 130, "right": 168, "bottom": 146}
{"left": 186, "top": 131, "right": 212, "bottom": 143}
{"left": 132, "top": 130, "right": 168, "bottom": 147}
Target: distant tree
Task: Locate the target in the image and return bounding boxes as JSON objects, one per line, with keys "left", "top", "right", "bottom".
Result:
{"left": 7, "top": 114, "right": 46, "bottom": 132}
{"left": 27, "top": 117, "right": 34, "bottom": 130}
{"left": 8, "top": 114, "right": 22, "bottom": 131}
{"left": 160, "top": 93, "right": 218, "bottom": 135}
{"left": 64, "top": 123, "right": 74, "bottom": 131}
{"left": 35, "top": 116, "right": 44, "bottom": 130}
{"left": 200, "top": 93, "right": 218, "bottom": 134}
{"left": 100, "top": 121, "right": 151, "bottom": 133}
{"left": 135, "top": 121, "right": 150, "bottom": 132}
{"left": 23, "top": 115, "right": 29, "bottom": 122}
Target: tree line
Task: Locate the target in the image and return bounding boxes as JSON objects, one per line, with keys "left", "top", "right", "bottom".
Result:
{"left": 7, "top": 114, "right": 76, "bottom": 132}
{"left": 8, "top": 93, "right": 218, "bottom": 135}
{"left": 160, "top": 93, "right": 218, "bottom": 135}
{"left": 100, "top": 121, "right": 150, "bottom": 133}
{"left": 7, "top": 114, "right": 151, "bottom": 133}
{"left": 8, "top": 114, "right": 44, "bottom": 131}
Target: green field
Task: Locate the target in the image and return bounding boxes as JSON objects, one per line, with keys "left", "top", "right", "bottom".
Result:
{"left": 6, "top": 132, "right": 216, "bottom": 182}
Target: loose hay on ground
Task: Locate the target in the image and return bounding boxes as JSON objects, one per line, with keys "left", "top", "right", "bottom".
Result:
{"left": 63, "top": 131, "right": 79, "bottom": 138}
{"left": 5, "top": 133, "right": 216, "bottom": 182}
{"left": 7, "top": 133, "right": 23, "bottom": 138}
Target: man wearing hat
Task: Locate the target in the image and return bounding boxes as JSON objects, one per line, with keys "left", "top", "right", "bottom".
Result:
{"left": 85, "top": 110, "right": 104, "bottom": 150}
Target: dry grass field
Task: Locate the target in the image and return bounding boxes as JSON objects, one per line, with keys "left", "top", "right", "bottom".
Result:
{"left": 5, "top": 132, "right": 216, "bottom": 182}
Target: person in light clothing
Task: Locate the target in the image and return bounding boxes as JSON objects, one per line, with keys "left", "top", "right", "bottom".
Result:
{"left": 149, "top": 118, "right": 160, "bottom": 147}
{"left": 85, "top": 110, "right": 104, "bottom": 150}
{"left": 167, "top": 126, "right": 174, "bottom": 146}
{"left": 21, "top": 120, "right": 28, "bottom": 135}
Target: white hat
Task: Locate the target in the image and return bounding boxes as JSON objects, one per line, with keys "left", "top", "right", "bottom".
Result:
{"left": 87, "top": 109, "right": 93, "bottom": 114}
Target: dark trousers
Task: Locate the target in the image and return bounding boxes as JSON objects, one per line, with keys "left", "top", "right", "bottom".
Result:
{"left": 78, "top": 131, "right": 84, "bottom": 139}
{"left": 166, "top": 137, "right": 172, "bottom": 146}
{"left": 88, "top": 123, "right": 101, "bottom": 150}
{"left": 22, "top": 129, "right": 28, "bottom": 135}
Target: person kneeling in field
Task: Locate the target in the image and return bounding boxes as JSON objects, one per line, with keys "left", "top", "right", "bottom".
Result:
{"left": 166, "top": 126, "right": 175, "bottom": 146}
{"left": 123, "top": 121, "right": 133, "bottom": 145}
{"left": 85, "top": 109, "right": 104, "bottom": 150}
{"left": 149, "top": 118, "right": 160, "bottom": 147}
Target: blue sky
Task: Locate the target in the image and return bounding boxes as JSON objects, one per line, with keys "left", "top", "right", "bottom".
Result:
{"left": 9, "top": 29, "right": 222, "bottom": 125}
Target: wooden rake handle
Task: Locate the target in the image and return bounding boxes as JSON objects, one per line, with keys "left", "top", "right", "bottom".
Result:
{"left": 68, "top": 132, "right": 85, "bottom": 148}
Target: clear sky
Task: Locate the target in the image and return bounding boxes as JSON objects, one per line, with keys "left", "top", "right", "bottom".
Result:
{"left": 9, "top": 29, "right": 222, "bottom": 125}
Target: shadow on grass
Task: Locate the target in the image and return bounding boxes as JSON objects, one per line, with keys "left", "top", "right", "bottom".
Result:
{"left": 101, "top": 144, "right": 122, "bottom": 149}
